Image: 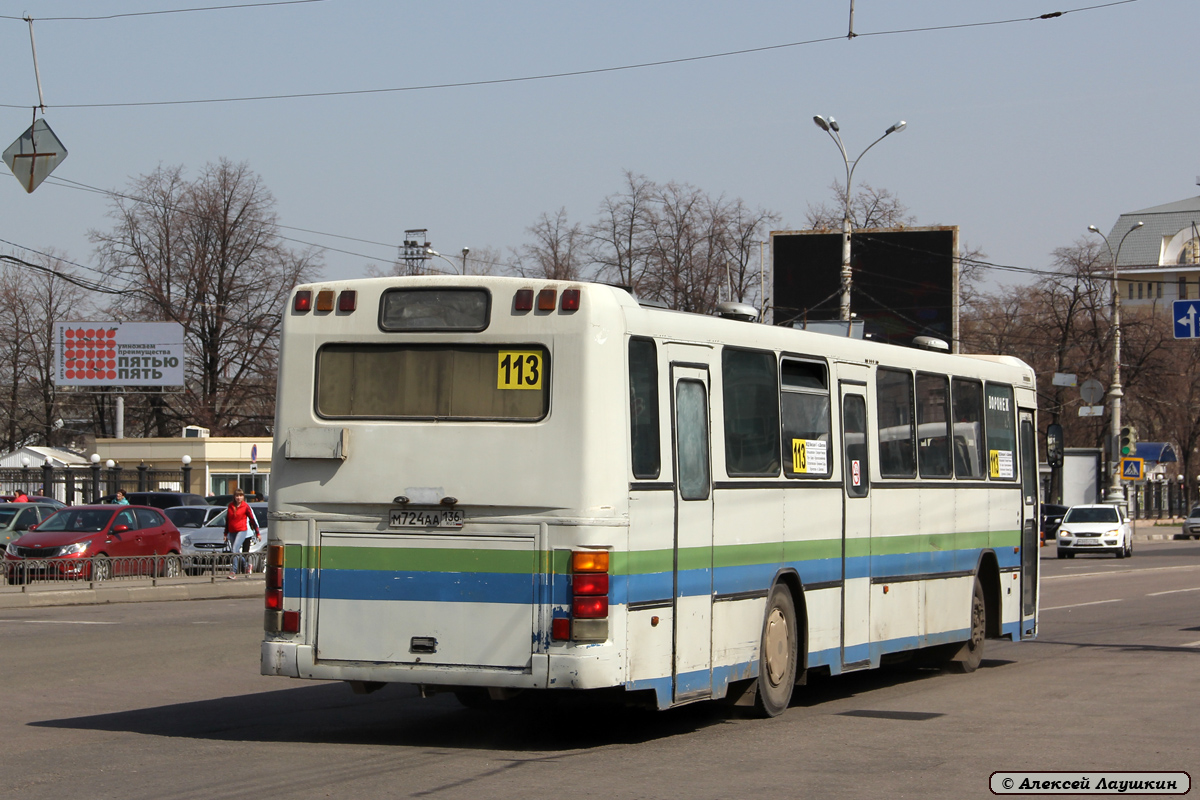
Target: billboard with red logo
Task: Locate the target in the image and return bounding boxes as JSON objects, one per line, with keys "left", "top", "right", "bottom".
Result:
{"left": 53, "top": 322, "right": 185, "bottom": 386}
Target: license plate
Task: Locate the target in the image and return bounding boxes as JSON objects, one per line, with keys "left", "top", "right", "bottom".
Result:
{"left": 389, "top": 508, "right": 464, "bottom": 528}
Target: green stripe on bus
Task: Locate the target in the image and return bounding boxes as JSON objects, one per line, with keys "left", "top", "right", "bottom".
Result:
{"left": 318, "top": 546, "right": 537, "bottom": 573}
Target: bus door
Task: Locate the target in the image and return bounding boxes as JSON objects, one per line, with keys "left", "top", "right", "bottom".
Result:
{"left": 1019, "top": 409, "right": 1039, "bottom": 636}
{"left": 839, "top": 381, "right": 871, "bottom": 670}
{"left": 669, "top": 360, "right": 714, "bottom": 702}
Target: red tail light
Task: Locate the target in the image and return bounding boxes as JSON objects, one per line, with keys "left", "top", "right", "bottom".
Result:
{"left": 338, "top": 290, "right": 357, "bottom": 312}
{"left": 573, "top": 596, "right": 609, "bottom": 619}
{"left": 551, "top": 617, "right": 570, "bottom": 641}
{"left": 515, "top": 289, "right": 534, "bottom": 311}
{"left": 266, "top": 589, "right": 282, "bottom": 611}
{"left": 560, "top": 288, "right": 580, "bottom": 311}
{"left": 282, "top": 610, "right": 300, "bottom": 633}
{"left": 572, "top": 573, "right": 609, "bottom": 596}
{"left": 293, "top": 291, "right": 312, "bottom": 312}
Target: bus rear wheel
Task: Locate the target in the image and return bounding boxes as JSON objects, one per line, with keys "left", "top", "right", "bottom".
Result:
{"left": 754, "top": 584, "right": 797, "bottom": 718}
{"left": 950, "top": 577, "right": 986, "bottom": 674}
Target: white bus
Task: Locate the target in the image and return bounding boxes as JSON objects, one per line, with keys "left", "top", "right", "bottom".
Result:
{"left": 261, "top": 276, "right": 1040, "bottom": 716}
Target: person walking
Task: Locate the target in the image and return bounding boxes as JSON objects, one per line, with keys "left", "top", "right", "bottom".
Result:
{"left": 223, "top": 488, "right": 259, "bottom": 579}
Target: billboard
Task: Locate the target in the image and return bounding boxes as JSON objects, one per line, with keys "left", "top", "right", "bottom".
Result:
{"left": 771, "top": 226, "right": 959, "bottom": 348}
{"left": 54, "top": 322, "right": 185, "bottom": 387}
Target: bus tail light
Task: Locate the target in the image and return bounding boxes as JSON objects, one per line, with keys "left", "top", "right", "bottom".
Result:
{"left": 537, "top": 288, "right": 557, "bottom": 311}
{"left": 562, "top": 549, "right": 610, "bottom": 643}
{"left": 316, "top": 290, "right": 335, "bottom": 312}
{"left": 265, "top": 545, "right": 299, "bottom": 634}
{"left": 293, "top": 290, "right": 312, "bottom": 312}
{"left": 338, "top": 290, "right": 357, "bottom": 312}
{"left": 560, "top": 288, "right": 580, "bottom": 311}
{"left": 515, "top": 289, "right": 534, "bottom": 311}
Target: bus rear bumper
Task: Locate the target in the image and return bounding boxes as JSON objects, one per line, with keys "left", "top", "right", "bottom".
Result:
{"left": 262, "top": 640, "right": 621, "bottom": 691}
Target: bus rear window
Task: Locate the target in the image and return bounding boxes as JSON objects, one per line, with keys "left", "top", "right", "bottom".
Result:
{"left": 316, "top": 344, "right": 548, "bottom": 420}
{"left": 379, "top": 289, "right": 490, "bottom": 331}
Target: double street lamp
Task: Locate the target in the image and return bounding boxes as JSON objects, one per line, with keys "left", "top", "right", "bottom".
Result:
{"left": 812, "top": 115, "right": 907, "bottom": 322}
{"left": 1087, "top": 219, "right": 1144, "bottom": 508}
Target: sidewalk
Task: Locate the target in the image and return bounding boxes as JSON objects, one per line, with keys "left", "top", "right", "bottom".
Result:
{"left": 1133, "top": 517, "right": 1183, "bottom": 542}
{"left": 0, "top": 574, "right": 263, "bottom": 609}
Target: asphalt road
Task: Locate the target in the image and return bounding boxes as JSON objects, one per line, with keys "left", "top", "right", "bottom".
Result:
{"left": 0, "top": 540, "right": 1196, "bottom": 800}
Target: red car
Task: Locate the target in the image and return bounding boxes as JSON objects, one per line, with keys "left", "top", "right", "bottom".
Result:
{"left": 4, "top": 505, "right": 182, "bottom": 583}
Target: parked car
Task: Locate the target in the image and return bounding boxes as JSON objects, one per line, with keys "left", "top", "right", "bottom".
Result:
{"left": 1181, "top": 506, "right": 1200, "bottom": 540}
{"left": 163, "top": 505, "right": 224, "bottom": 530}
{"left": 180, "top": 502, "right": 267, "bottom": 572}
{"left": 207, "top": 492, "right": 265, "bottom": 506}
{"left": 99, "top": 491, "right": 208, "bottom": 509}
{"left": 1040, "top": 503, "right": 1069, "bottom": 541}
{"left": 0, "top": 495, "right": 66, "bottom": 508}
{"left": 0, "top": 503, "right": 61, "bottom": 548}
{"left": 4, "top": 505, "right": 182, "bottom": 582}
{"left": 1056, "top": 503, "right": 1133, "bottom": 559}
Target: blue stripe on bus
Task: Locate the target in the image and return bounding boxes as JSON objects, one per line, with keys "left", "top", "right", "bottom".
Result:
{"left": 294, "top": 545, "right": 1022, "bottom": 605}
{"left": 314, "top": 569, "right": 535, "bottom": 604}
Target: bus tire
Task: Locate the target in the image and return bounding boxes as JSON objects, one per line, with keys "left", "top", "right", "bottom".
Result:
{"left": 753, "top": 583, "right": 797, "bottom": 718}
{"left": 951, "top": 576, "right": 986, "bottom": 674}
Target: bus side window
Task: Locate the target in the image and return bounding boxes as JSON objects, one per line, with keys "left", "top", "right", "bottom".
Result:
{"left": 916, "top": 373, "right": 952, "bottom": 478}
{"left": 781, "top": 359, "right": 831, "bottom": 478}
{"left": 721, "top": 348, "right": 781, "bottom": 477}
{"left": 629, "top": 338, "right": 661, "bottom": 479}
{"left": 877, "top": 368, "right": 916, "bottom": 478}
{"left": 984, "top": 383, "right": 1017, "bottom": 481}
{"left": 951, "top": 378, "right": 985, "bottom": 479}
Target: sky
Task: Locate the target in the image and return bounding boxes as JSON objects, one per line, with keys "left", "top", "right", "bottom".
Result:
{"left": 0, "top": 0, "right": 1196, "bottom": 295}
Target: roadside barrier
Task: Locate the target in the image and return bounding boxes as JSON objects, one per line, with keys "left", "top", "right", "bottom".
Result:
{"left": 1, "top": 552, "right": 266, "bottom": 591}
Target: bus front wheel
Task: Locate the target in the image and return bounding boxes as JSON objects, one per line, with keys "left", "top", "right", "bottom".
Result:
{"left": 754, "top": 584, "right": 798, "bottom": 717}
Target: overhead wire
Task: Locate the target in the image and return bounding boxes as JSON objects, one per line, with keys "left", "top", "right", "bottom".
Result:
{"left": 0, "top": 0, "right": 1144, "bottom": 110}
{"left": 0, "top": 1, "right": 327, "bottom": 23}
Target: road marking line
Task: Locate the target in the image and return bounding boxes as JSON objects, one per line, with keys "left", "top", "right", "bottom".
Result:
{"left": 0, "top": 620, "right": 117, "bottom": 625}
{"left": 1043, "top": 564, "right": 1200, "bottom": 581}
{"left": 1040, "top": 599, "right": 1122, "bottom": 611}
{"left": 1147, "top": 587, "right": 1200, "bottom": 597}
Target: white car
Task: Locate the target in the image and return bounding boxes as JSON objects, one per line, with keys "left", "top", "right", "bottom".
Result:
{"left": 1181, "top": 506, "right": 1200, "bottom": 540}
{"left": 180, "top": 502, "right": 267, "bottom": 572}
{"left": 1056, "top": 504, "right": 1133, "bottom": 559}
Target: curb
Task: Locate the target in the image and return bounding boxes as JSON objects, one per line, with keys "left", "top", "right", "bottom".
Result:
{"left": 0, "top": 576, "right": 263, "bottom": 609}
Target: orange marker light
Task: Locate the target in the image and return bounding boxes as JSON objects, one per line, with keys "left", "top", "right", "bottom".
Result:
{"left": 537, "top": 288, "right": 557, "bottom": 311}
{"left": 572, "top": 550, "right": 609, "bottom": 573}
{"left": 316, "top": 290, "right": 335, "bottom": 312}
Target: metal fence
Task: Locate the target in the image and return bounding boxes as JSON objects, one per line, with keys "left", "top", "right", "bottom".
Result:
{"left": 0, "top": 463, "right": 196, "bottom": 505}
{"left": 1, "top": 551, "right": 265, "bottom": 591}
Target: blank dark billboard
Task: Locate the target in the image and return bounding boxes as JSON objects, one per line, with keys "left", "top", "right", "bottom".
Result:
{"left": 771, "top": 227, "right": 958, "bottom": 347}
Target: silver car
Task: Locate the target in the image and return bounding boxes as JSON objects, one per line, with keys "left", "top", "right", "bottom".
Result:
{"left": 180, "top": 503, "right": 267, "bottom": 572}
{"left": 1181, "top": 506, "right": 1200, "bottom": 540}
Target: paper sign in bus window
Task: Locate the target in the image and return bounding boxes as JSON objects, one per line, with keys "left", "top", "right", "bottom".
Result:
{"left": 791, "top": 438, "right": 827, "bottom": 474}
{"left": 497, "top": 351, "right": 543, "bottom": 390}
{"left": 989, "top": 449, "right": 1014, "bottom": 479}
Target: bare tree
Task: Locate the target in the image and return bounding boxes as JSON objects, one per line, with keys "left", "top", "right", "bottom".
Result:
{"left": 805, "top": 181, "right": 916, "bottom": 231}
{"left": 92, "top": 160, "right": 321, "bottom": 436}
{"left": 511, "top": 208, "right": 587, "bottom": 281}
{"left": 588, "top": 170, "right": 655, "bottom": 294}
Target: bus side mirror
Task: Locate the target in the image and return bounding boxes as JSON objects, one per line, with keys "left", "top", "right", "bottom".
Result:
{"left": 1046, "top": 423, "right": 1064, "bottom": 468}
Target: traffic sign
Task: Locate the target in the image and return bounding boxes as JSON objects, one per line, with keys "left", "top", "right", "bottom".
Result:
{"left": 1120, "top": 457, "right": 1144, "bottom": 481}
{"left": 3, "top": 119, "right": 67, "bottom": 193}
{"left": 1174, "top": 300, "right": 1200, "bottom": 339}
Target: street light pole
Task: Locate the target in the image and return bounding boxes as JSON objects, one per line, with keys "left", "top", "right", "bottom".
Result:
{"left": 812, "top": 116, "right": 907, "bottom": 322}
{"left": 1088, "top": 220, "right": 1144, "bottom": 508}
